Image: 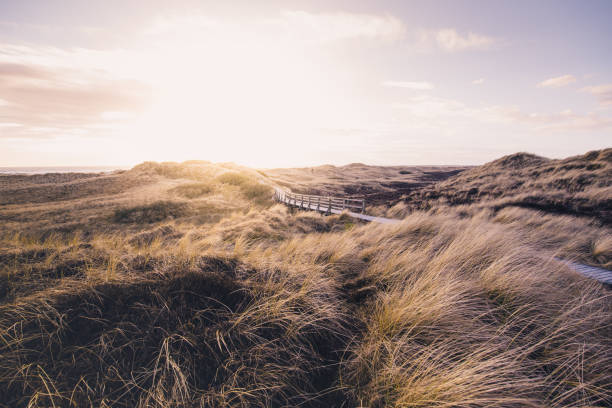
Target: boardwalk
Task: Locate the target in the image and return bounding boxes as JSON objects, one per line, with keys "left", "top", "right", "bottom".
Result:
{"left": 556, "top": 259, "right": 612, "bottom": 285}
{"left": 274, "top": 187, "right": 612, "bottom": 285}
{"left": 274, "top": 188, "right": 399, "bottom": 224}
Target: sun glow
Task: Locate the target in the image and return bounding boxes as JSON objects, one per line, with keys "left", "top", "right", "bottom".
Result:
{"left": 2, "top": 3, "right": 611, "bottom": 168}
{"left": 116, "top": 16, "right": 356, "bottom": 166}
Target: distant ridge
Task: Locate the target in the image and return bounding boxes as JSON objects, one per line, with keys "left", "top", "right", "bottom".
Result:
{"left": 393, "top": 148, "right": 612, "bottom": 224}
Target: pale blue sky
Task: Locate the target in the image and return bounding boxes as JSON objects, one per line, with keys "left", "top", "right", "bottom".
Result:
{"left": 0, "top": 0, "right": 610, "bottom": 166}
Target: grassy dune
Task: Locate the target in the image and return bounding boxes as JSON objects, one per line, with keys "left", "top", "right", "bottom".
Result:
{"left": 379, "top": 149, "right": 612, "bottom": 225}
{"left": 264, "top": 163, "right": 468, "bottom": 205}
{"left": 0, "top": 151, "right": 610, "bottom": 407}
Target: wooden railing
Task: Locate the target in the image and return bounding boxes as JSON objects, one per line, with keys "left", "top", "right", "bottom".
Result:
{"left": 274, "top": 188, "right": 366, "bottom": 214}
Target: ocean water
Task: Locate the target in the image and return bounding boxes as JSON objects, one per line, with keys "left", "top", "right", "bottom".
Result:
{"left": 0, "top": 166, "right": 129, "bottom": 175}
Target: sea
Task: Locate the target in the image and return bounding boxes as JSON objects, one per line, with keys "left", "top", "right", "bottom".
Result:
{"left": 0, "top": 166, "right": 129, "bottom": 175}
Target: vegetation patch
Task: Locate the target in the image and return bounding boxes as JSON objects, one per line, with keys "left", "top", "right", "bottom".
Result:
{"left": 112, "top": 201, "right": 188, "bottom": 223}
{"left": 128, "top": 225, "right": 182, "bottom": 246}
{"left": 385, "top": 148, "right": 612, "bottom": 223}
{"left": 240, "top": 182, "right": 272, "bottom": 203}
{"left": 1, "top": 150, "right": 611, "bottom": 407}
{"left": 0, "top": 262, "right": 350, "bottom": 407}
{"left": 215, "top": 172, "right": 273, "bottom": 204}
{"left": 170, "top": 182, "right": 215, "bottom": 198}
{"left": 216, "top": 171, "right": 251, "bottom": 186}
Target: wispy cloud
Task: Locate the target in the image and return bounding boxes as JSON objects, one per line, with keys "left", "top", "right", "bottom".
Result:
{"left": 280, "top": 11, "right": 406, "bottom": 43}
{"left": 496, "top": 106, "right": 612, "bottom": 131}
{"left": 537, "top": 74, "right": 576, "bottom": 88}
{"left": 0, "top": 62, "right": 53, "bottom": 79}
{"left": 417, "top": 29, "right": 499, "bottom": 52}
{"left": 392, "top": 94, "right": 612, "bottom": 132}
{"left": 0, "top": 45, "right": 150, "bottom": 139}
{"left": 147, "top": 11, "right": 407, "bottom": 46}
{"left": 472, "top": 78, "right": 485, "bottom": 85}
{"left": 581, "top": 84, "right": 612, "bottom": 106}
{"left": 382, "top": 81, "right": 434, "bottom": 90}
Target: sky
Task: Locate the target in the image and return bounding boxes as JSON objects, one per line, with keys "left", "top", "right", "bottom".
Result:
{"left": 0, "top": 0, "right": 611, "bottom": 167}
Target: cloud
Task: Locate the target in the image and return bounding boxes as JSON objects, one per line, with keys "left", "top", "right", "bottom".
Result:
{"left": 472, "top": 78, "right": 485, "bottom": 85}
{"left": 0, "top": 62, "right": 53, "bottom": 80}
{"left": 146, "top": 11, "right": 407, "bottom": 46}
{"left": 279, "top": 11, "right": 406, "bottom": 43}
{"left": 417, "top": 29, "right": 499, "bottom": 52}
{"left": 537, "top": 74, "right": 576, "bottom": 88}
{"left": 581, "top": 84, "right": 612, "bottom": 106}
{"left": 490, "top": 106, "right": 612, "bottom": 131}
{"left": 382, "top": 81, "right": 434, "bottom": 90}
{"left": 0, "top": 79, "right": 150, "bottom": 138}
{"left": 0, "top": 45, "right": 151, "bottom": 139}
{"left": 392, "top": 94, "right": 612, "bottom": 132}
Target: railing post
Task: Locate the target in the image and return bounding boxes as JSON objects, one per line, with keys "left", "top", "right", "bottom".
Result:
{"left": 361, "top": 199, "right": 365, "bottom": 214}
{"left": 317, "top": 197, "right": 320, "bottom": 212}
{"left": 328, "top": 197, "right": 331, "bottom": 214}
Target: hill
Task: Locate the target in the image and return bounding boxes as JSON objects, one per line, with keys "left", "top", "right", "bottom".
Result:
{"left": 381, "top": 149, "right": 612, "bottom": 225}
{"left": 264, "top": 163, "right": 468, "bottom": 205}
{"left": 0, "top": 152, "right": 610, "bottom": 407}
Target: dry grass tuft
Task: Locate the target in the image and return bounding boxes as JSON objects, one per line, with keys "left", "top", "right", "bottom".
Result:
{"left": 169, "top": 182, "right": 215, "bottom": 198}
{"left": 112, "top": 201, "right": 188, "bottom": 224}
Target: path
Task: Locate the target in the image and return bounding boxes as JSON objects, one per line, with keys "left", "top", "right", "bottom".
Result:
{"left": 274, "top": 187, "right": 612, "bottom": 285}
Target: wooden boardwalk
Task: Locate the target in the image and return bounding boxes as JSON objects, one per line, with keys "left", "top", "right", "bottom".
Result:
{"left": 556, "top": 259, "right": 612, "bottom": 285}
{"left": 274, "top": 188, "right": 399, "bottom": 224}
{"left": 274, "top": 187, "right": 612, "bottom": 285}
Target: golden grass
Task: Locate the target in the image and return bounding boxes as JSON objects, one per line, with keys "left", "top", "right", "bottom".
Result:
{"left": 339, "top": 216, "right": 610, "bottom": 407}
{"left": 0, "top": 155, "right": 610, "bottom": 407}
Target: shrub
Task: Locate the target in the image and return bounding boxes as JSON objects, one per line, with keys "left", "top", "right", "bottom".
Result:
{"left": 0, "top": 260, "right": 349, "bottom": 407}
{"left": 215, "top": 172, "right": 272, "bottom": 205}
{"left": 216, "top": 172, "right": 250, "bottom": 186}
{"left": 240, "top": 183, "right": 272, "bottom": 202}
{"left": 170, "top": 182, "right": 214, "bottom": 199}
{"left": 112, "top": 201, "right": 187, "bottom": 223}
